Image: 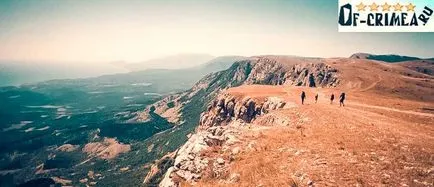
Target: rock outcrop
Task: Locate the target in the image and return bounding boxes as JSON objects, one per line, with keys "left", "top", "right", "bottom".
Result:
{"left": 242, "top": 57, "right": 339, "bottom": 87}
{"left": 159, "top": 93, "right": 288, "bottom": 186}
{"left": 200, "top": 94, "right": 287, "bottom": 127}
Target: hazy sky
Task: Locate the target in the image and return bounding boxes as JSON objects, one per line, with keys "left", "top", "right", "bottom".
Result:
{"left": 0, "top": 0, "right": 433, "bottom": 63}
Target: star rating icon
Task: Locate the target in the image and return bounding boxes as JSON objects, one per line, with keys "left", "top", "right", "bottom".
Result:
{"left": 406, "top": 3, "right": 416, "bottom": 11}
{"left": 394, "top": 3, "right": 403, "bottom": 11}
{"left": 356, "top": 2, "right": 367, "bottom": 11}
{"left": 381, "top": 3, "right": 391, "bottom": 11}
{"left": 369, "top": 2, "right": 379, "bottom": 11}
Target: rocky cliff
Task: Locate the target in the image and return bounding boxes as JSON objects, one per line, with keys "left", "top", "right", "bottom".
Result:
{"left": 159, "top": 93, "right": 289, "bottom": 186}
{"left": 138, "top": 56, "right": 339, "bottom": 123}
{"left": 139, "top": 56, "right": 340, "bottom": 186}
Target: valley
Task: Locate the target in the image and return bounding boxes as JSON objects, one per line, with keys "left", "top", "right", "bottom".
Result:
{"left": 0, "top": 57, "right": 239, "bottom": 186}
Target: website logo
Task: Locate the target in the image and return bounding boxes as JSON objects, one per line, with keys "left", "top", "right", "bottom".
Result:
{"left": 338, "top": 0, "right": 434, "bottom": 32}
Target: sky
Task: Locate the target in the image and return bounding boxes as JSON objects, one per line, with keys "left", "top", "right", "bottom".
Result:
{"left": 0, "top": 0, "right": 433, "bottom": 63}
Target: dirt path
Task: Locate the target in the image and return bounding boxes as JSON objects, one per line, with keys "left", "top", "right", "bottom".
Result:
{"left": 400, "top": 75, "right": 434, "bottom": 81}
{"left": 348, "top": 102, "right": 434, "bottom": 118}
{"left": 359, "top": 74, "right": 383, "bottom": 92}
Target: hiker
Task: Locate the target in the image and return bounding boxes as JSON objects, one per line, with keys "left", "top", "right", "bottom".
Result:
{"left": 301, "top": 91, "right": 306, "bottom": 105}
{"left": 330, "top": 94, "right": 335, "bottom": 104}
{"left": 315, "top": 94, "right": 318, "bottom": 103}
{"left": 339, "top": 92, "right": 346, "bottom": 107}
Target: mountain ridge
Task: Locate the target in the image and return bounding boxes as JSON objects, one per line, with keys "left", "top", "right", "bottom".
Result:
{"left": 136, "top": 55, "right": 434, "bottom": 186}
{"left": 125, "top": 54, "right": 215, "bottom": 71}
{"left": 350, "top": 53, "right": 434, "bottom": 63}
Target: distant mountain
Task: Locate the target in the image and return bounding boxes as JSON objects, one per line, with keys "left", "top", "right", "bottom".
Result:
{"left": 194, "top": 56, "right": 247, "bottom": 70}
{"left": 125, "top": 54, "right": 215, "bottom": 71}
{"left": 38, "top": 56, "right": 247, "bottom": 94}
{"left": 350, "top": 53, "right": 434, "bottom": 63}
{"left": 0, "top": 54, "right": 226, "bottom": 87}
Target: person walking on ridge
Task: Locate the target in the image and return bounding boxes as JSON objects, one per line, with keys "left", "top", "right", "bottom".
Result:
{"left": 339, "top": 92, "right": 346, "bottom": 107}
{"left": 315, "top": 94, "right": 318, "bottom": 103}
{"left": 330, "top": 94, "right": 335, "bottom": 104}
{"left": 301, "top": 91, "right": 306, "bottom": 105}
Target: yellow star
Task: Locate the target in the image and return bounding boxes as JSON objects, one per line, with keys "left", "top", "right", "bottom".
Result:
{"left": 356, "top": 2, "right": 366, "bottom": 11}
{"left": 394, "top": 3, "right": 403, "bottom": 11}
{"left": 381, "top": 2, "right": 391, "bottom": 11}
{"left": 406, "top": 3, "right": 416, "bottom": 11}
{"left": 370, "top": 2, "right": 379, "bottom": 11}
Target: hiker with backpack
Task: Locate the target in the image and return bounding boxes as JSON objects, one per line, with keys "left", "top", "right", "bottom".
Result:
{"left": 301, "top": 91, "right": 306, "bottom": 105}
{"left": 339, "top": 92, "right": 346, "bottom": 107}
{"left": 330, "top": 94, "right": 335, "bottom": 104}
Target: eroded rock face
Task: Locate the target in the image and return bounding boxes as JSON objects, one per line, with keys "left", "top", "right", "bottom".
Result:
{"left": 159, "top": 126, "right": 237, "bottom": 186}
{"left": 159, "top": 93, "right": 287, "bottom": 186}
{"left": 242, "top": 58, "right": 339, "bottom": 87}
{"left": 200, "top": 94, "right": 287, "bottom": 128}
{"left": 283, "top": 63, "right": 339, "bottom": 87}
